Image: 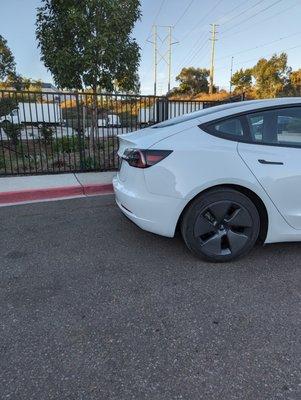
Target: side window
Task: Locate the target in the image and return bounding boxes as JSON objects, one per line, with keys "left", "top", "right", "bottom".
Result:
{"left": 248, "top": 115, "right": 264, "bottom": 142}
{"left": 277, "top": 111, "right": 301, "bottom": 145}
{"left": 247, "top": 106, "right": 301, "bottom": 146}
{"left": 206, "top": 117, "right": 244, "bottom": 138}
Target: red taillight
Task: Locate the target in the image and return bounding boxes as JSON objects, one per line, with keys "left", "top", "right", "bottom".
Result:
{"left": 122, "top": 149, "right": 172, "bottom": 168}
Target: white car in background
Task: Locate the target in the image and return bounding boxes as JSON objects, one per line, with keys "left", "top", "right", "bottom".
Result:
{"left": 113, "top": 98, "right": 301, "bottom": 262}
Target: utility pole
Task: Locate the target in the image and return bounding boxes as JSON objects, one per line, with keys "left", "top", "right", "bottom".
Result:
{"left": 167, "top": 26, "right": 179, "bottom": 93}
{"left": 209, "top": 23, "right": 218, "bottom": 95}
{"left": 168, "top": 26, "right": 172, "bottom": 93}
{"left": 229, "top": 56, "right": 234, "bottom": 94}
{"left": 153, "top": 25, "right": 158, "bottom": 96}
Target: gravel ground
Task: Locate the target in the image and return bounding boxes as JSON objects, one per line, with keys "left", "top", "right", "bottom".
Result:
{"left": 0, "top": 195, "right": 300, "bottom": 400}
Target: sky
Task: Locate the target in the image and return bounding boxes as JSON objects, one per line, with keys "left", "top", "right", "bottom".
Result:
{"left": 1, "top": 0, "right": 301, "bottom": 94}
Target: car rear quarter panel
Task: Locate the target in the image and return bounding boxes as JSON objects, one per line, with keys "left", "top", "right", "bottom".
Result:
{"left": 145, "top": 127, "right": 299, "bottom": 242}
{"left": 145, "top": 126, "right": 261, "bottom": 200}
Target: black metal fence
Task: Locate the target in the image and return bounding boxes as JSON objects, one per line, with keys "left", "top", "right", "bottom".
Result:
{"left": 0, "top": 90, "right": 244, "bottom": 176}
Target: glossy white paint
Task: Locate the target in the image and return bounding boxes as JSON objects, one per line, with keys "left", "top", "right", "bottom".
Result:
{"left": 238, "top": 142, "right": 301, "bottom": 229}
{"left": 113, "top": 161, "right": 183, "bottom": 237}
{"left": 113, "top": 98, "right": 301, "bottom": 243}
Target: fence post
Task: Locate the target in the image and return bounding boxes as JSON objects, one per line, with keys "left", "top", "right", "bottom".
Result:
{"left": 155, "top": 97, "right": 169, "bottom": 123}
{"left": 75, "top": 91, "right": 84, "bottom": 169}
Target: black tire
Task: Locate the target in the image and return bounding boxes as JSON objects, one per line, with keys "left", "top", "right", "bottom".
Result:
{"left": 181, "top": 188, "right": 260, "bottom": 262}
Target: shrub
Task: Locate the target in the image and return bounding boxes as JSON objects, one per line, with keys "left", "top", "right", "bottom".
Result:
{"left": 40, "top": 125, "right": 53, "bottom": 143}
{"left": 2, "top": 122, "right": 22, "bottom": 146}
{"left": 0, "top": 97, "right": 18, "bottom": 118}
{"left": 57, "top": 136, "right": 78, "bottom": 153}
{"left": 0, "top": 155, "right": 5, "bottom": 170}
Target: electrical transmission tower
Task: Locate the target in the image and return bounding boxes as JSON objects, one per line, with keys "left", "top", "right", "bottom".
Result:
{"left": 148, "top": 25, "right": 178, "bottom": 96}
{"left": 209, "top": 23, "right": 218, "bottom": 95}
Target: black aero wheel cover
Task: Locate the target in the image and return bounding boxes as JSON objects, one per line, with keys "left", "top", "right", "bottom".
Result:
{"left": 193, "top": 200, "right": 253, "bottom": 257}
{"left": 181, "top": 189, "right": 260, "bottom": 262}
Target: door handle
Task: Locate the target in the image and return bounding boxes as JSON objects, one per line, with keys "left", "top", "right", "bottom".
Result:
{"left": 258, "top": 159, "right": 283, "bottom": 165}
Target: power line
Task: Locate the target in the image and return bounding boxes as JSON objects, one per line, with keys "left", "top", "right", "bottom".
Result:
{"left": 152, "top": 0, "right": 167, "bottom": 25}
{"left": 216, "top": 0, "right": 266, "bottom": 26}
{"left": 139, "top": 0, "right": 167, "bottom": 84}
{"left": 215, "top": 43, "right": 301, "bottom": 72}
{"left": 173, "top": 0, "right": 297, "bottom": 90}
{"left": 176, "top": 0, "right": 263, "bottom": 71}
{"left": 216, "top": 30, "right": 301, "bottom": 61}
{"left": 176, "top": 0, "right": 222, "bottom": 70}
{"left": 215, "top": 1, "right": 249, "bottom": 24}
{"left": 174, "top": 0, "right": 195, "bottom": 27}
{"left": 176, "top": 0, "right": 287, "bottom": 79}
{"left": 180, "top": 0, "right": 223, "bottom": 42}
{"left": 150, "top": 25, "right": 179, "bottom": 95}
{"left": 141, "top": 0, "right": 167, "bottom": 52}
{"left": 221, "top": 0, "right": 300, "bottom": 40}
{"left": 178, "top": 33, "right": 208, "bottom": 67}
{"left": 220, "top": 0, "right": 284, "bottom": 35}
{"left": 185, "top": 39, "right": 210, "bottom": 66}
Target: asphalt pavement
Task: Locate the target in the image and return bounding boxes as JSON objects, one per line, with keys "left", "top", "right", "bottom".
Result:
{"left": 0, "top": 195, "right": 300, "bottom": 399}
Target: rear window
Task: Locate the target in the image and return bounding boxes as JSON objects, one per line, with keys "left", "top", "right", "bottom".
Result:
{"left": 203, "top": 117, "right": 245, "bottom": 139}
{"left": 214, "top": 118, "right": 243, "bottom": 136}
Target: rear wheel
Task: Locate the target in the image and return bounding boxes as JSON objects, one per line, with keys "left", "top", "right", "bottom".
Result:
{"left": 181, "top": 188, "right": 260, "bottom": 262}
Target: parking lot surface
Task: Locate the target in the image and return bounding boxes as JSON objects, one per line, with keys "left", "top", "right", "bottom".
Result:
{"left": 0, "top": 195, "right": 300, "bottom": 400}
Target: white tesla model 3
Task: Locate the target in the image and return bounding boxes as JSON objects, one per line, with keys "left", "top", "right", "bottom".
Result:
{"left": 113, "top": 98, "right": 301, "bottom": 262}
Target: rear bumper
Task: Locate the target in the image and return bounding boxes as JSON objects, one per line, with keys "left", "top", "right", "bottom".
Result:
{"left": 113, "top": 174, "right": 183, "bottom": 237}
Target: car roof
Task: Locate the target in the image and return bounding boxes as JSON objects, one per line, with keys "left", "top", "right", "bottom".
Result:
{"left": 199, "top": 97, "right": 301, "bottom": 124}
{"left": 152, "top": 97, "right": 301, "bottom": 128}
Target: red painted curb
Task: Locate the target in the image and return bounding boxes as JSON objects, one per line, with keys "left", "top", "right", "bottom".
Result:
{"left": 0, "top": 183, "right": 114, "bottom": 205}
{"left": 83, "top": 183, "right": 114, "bottom": 196}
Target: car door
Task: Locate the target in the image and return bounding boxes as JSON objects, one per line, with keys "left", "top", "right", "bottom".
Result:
{"left": 238, "top": 105, "right": 301, "bottom": 229}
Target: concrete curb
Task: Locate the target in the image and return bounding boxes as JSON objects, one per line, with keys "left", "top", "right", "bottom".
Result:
{"left": 82, "top": 183, "right": 114, "bottom": 196}
{"left": 0, "top": 172, "right": 115, "bottom": 206}
{"left": 0, "top": 183, "right": 114, "bottom": 205}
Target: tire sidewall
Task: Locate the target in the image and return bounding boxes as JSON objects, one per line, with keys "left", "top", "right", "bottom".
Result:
{"left": 181, "top": 189, "right": 260, "bottom": 262}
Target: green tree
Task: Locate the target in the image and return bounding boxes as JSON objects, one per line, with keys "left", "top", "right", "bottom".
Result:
{"left": 288, "top": 69, "right": 301, "bottom": 96}
{"left": 231, "top": 68, "right": 252, "bottom": 94}
{"left": 0, "top": 35, "right": 16, "bottom": 81}
{"left": 36, "top": 0, "right": 141, "bottom": 92}
{"left": 253, "top": 53, "right": 291, "bottom": 98}
{"left": 7, "top": 75, "right": 43, "bottom": 91}
{"left": 175, "top": 67, "right": 210, "bottom": 94}
{"left": 0, "top": 97, "right": 17, "bottom": 118}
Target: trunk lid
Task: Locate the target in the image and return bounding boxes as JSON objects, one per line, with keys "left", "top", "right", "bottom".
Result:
{"left": 117, "top": 126, "right": 176, "bottom": 156}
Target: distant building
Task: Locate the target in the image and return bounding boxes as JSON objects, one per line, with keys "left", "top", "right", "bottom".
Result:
{"left": 41, "top": 82, "right": 57, "bottom": 92}
{"left": 41, "top": 83, "right": 60, "bottom": 101}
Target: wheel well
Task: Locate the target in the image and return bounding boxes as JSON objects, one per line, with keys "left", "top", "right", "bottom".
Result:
{"left": 177, "top": 184, "right": 268, "bottom": 243}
